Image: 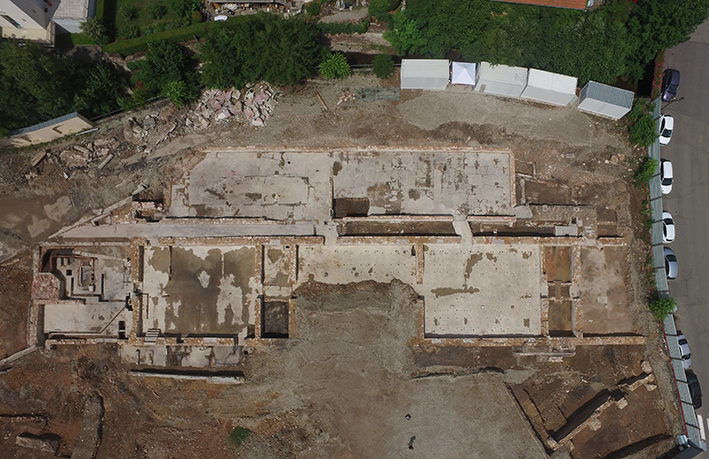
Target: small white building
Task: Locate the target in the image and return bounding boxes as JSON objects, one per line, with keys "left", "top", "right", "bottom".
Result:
{"left": 0, "top": 0, "right": 55, "bottom": 44}
{"left": 400, "top": 59, "right": 450, "bottom": 91}
{"left": 474, "top": 62, "right": 528, "bottom": 98}
{"left": 577, "top": 81, "right": 634, "bottom": 120}
{"left": 520, "top": 69, "right": 577, "bottom": 106}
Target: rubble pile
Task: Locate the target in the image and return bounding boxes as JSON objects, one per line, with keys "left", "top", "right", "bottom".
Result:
{"left": 187, "top": 83, "right": 277, "bottom": 129}
{"left": 58, "top": 137, "right": 120, "bottom": 170}
{"left": 337, "top": 90, "right": 357, "bottom": 106}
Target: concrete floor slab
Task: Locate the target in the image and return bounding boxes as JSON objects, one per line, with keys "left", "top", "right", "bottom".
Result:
{"left": 171, "top": 149, "right": 512, "bottom": 223}
{"left": 142, "top": 246, "right": 259, "bottom": 340}
{"left": 422, "top": 245, "right": 542, "bottom": 336}
{"left": 297, "top": 244, "right": 542, "bottom": 336}
{"left": 577, "top": 246, "right": 634, "bottom": 335}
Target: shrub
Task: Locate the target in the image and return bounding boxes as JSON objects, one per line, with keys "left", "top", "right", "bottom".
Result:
{"left": 317, "top": 20, "right": 369, "bottom": 34}
{"left": 168, "top": 0, "right": 201, "bottom": 17}
{"left": 629, "top": 114, "right": 658, "bottom": 147}
{"left": 372, "top": 53, "right": 394, "bottom": 79}
{"left": 80, "top": 17, "right": 108, "bottom": 45}
{"left": 649, "top": 296, "right": 676, "bottom": 321}
{"left": 103, "top": 21, "right": 210, "bottom": 56}
{"left": 320, "top": 51, "right": 350, "bottom": 79}
{"left": 119, "top": 4, "right": 139, "bottom": 20}
{"left": 148, "top": 2, "right": 168, "bottom": 19}
{"left": 165, "top": 79, "right": 194, "bottom": 107}
{"left": 305, "top": 0, "right": 321, "bottom": 17}
{"left": 191, "top": 10, "right": 203, "bottom": 23}
{"left": 120, "top": 24, "right": 141, "bottom": 39}
{"left": 633, "top": 157, "right": 659, "bottom": 187}
{"left": 369, "top": 0, "right": 400, "bottom": 19}
{"left": 228, "top": 426, "right": 251, "bottom": 446}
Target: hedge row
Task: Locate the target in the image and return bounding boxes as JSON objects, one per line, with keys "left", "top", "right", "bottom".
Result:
{"left": 103, "top": 21, "right": 210, "bottom": 56}
{"left": 317, "top": 20, "right": 369, "bottom": 35}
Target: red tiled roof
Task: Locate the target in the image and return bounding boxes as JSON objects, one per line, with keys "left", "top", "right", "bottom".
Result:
{"left": 492, "top": 0, "right": 587, "bottom": 10}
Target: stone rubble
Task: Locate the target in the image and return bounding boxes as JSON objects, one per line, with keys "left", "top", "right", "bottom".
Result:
{"left": 187, "top": 83, "right": 276, "bottom": 131}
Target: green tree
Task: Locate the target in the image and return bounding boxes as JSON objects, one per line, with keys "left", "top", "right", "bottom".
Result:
{"left": 369, "top": 0, "right": 400, "bottom": 20}
{"left": 201, "top": 13, "right": 319, "bottom": 89}
{"left": 133, "top": 40, "right": 195, "bottom": 95}
{"left": 633, "top": 157, "right": 659, "bottom": 187}
{"left": 0, "top": 38, "right": 127, "bottom": 132}
{"left": 383, "top": 11, "right": 427, "bottom": 56}
{"left": 74, "top": 63, "right": 128, "bottom": 117}
{"left": 626, "top": 0, "right": 709, "bottom": 78}
{"left": 320, "top": 52, "right": 350, "bottom": 79}
{"left": 649, "top": 296, "right": 676, "bottom": 321}
{"left": 629, "top": 115, "right": 658, "bottom": 148}
{"left": 79, "top": 17, "right": 108, "bottom": 45}
{"left": 168, "top": 0, "right": 201, "bottom": 17}
{"left": 372, "top": 53, "right": 394, "bottom": 79}
{"left": 305, "top": 0, "right": 321, "bottom": 17}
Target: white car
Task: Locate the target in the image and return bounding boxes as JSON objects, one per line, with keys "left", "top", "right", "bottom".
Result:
{"left": 662, "top": 211, "right": 675, "bottom": 243}
{"left": 214, "top": 15, "right": 228, "bottom": 21}
{"left": 661, "top": 159, "right": 673, "bottom": 195}
{"left": 659, "top": 115, "right": 674, "bottom": 145}
{"left": 678, "top": 332, "right": 692, "bottom": 369}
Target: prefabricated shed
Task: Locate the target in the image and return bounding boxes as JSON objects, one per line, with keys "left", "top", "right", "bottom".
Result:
{"left": 474, "top": 62, "right": 528, "bottom": 98}
{"left": 577, "top": 81, "right": 633, "bottom": 120}
{"left": 400, "top": 59, "right": 450, "bottom": 90}
{"left": 520, "top": 69, "right": 577, "bottom": 106}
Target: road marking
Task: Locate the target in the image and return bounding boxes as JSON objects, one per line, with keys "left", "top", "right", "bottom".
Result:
{"left": 698, "top": 414, "right": 706, "bottom": 441}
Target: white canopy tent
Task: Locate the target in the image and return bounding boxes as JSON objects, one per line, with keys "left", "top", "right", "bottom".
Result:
{"left": 451, "top": 62, "right": 476, "bottom": 86}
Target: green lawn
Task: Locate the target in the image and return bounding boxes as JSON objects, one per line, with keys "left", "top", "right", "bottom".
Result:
{"left": 110, "top": 0, "right": 185, "bottom": 41}
{"left": 56, "top": 33, "right": 96, "bottom": 46}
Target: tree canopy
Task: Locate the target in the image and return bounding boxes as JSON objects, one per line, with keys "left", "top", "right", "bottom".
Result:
{"left": 200, "top": 13, "right": 320, "bottom": 89}
{"left": 384, "top": 0, "right": 709, "bottom": 85}
{"left": 0, "top": 38, "right": 127, "bottom": 134}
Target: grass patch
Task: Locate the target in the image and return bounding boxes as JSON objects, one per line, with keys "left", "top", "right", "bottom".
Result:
{"left": 228, "top": 426, "right": 251, "bottom": 446}
{"left": 56, "top": 33, "right": 96, "bottom": 46}
{"left": 114, "top": 0, "right": 182, "bottom": 40}
{"left": 103, "top": 21, "right": 209, "bottom": 56}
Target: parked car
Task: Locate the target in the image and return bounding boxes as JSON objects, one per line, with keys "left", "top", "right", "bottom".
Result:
{"left": 661, "top": 159, "right": 673, "bottom": 195}
{"left": 664, "top": 247, "right": 678, "bottom": 280}
{"left": 661, "top": 69, "right": 680, "bottom": 102}
{"left": 663, "top": 211, "right": 675, "bottom": 243}
{"left": 677, "top": 331, "right": 692, "bottom": 369}
{"left": 687, "top": 369, "right": 702, "bottom": 409}
{"left": 659, "top": 115, "right": 674, "bottom": 145}
{"left": 214, "top": 15, "right": 228, "bottom": 21}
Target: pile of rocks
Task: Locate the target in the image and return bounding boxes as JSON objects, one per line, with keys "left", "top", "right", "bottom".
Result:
{"left": 58, "top": 137, "right": 120, "bottom": 170}
{"left": 187, "top": 83, "right": 277, "bottom": 129}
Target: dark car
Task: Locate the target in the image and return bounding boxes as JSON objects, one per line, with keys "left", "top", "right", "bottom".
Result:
{"left": 662, "top": 69, "right": 680, "bottom": 102}
{"left": 687, "top": 370, "right": 702, "bottom": 409}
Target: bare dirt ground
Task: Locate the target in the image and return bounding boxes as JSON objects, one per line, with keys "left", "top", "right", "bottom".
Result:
{"left": 0, "top": 69, "right": 681, "bottom": 458}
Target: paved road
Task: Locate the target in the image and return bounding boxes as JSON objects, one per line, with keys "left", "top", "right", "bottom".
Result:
{"left": 664, "top": 20, "right": 709, "bottom": 451}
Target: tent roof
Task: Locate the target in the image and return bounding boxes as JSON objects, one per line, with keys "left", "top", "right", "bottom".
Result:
{"left": 401, "top": 59, "right": 449, "bottom": 79}
{"left": 526, "top": 69, "right": 577, "bottom": 95}
{"left": 451, "top": 62, "right": 476, "bottom": 86}
{"left": 477, "top": 62, "right": 527, "bottom": 86}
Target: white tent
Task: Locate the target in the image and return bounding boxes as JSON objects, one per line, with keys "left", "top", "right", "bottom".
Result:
{"left": 451, "top": 62, "right": 476, "bottom": 86}
{"left": 474, "top": 62, "right": 528, "bottom": 98}
{"left": 520, "top": 69, "right": 577, "bottom": 106}
{"left": 400, "top": 59, "right": 450, "bottom": 91}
